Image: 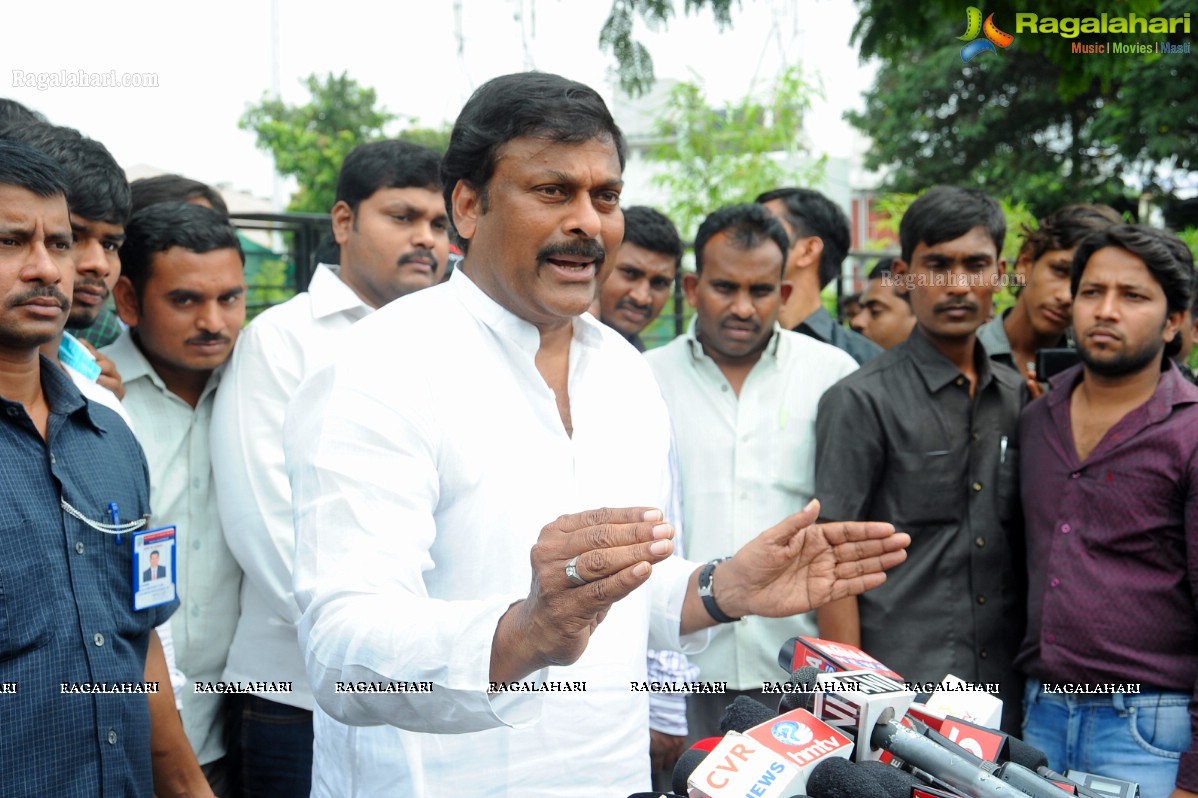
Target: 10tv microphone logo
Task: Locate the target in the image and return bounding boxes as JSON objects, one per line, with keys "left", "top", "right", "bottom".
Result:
{"left": 959, "top": 7, "right": 1015, "bottom": 62}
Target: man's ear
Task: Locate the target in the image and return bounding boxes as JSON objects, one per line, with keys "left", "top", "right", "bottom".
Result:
{"left": 452, "top": 180, "right": 481, "bottom": 242}
{"left": 1164, "top": 308, "right": 1185, "bottom": 345}
{"left": 892, "top": 259, "right": 911, "bottom": 296}
{"left": 682, "top": 272, "right": 700, "bottom": 309}
{"left": 331, "top": 200, "right": 354, "bottom": 246}
{"left": 790, "top": 235, "right": 823, "bottom": 274}
{"left": 113, "top": 275, "right": 140, "bottom": 328}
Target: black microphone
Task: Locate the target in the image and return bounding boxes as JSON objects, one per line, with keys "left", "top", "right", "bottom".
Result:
{"left": 806, "top": 756, "right": 890, "bottom": 798}
{"left": 671, "top": 737, "right": 722, "bottom": 796}
{"left": 778, "top": 666, "right": 821, "bottom": 714}
{"left": 858, "top": 759, "right": 929, "bottom": 795}
{"left": 719, "top": 695, "right": 778, "bottom": 734}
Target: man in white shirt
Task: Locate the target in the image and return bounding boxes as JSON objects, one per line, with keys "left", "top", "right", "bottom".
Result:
{"left": 104, "top": 202, "right": 247, "bottom": 796}
{"left": 209, "top": 140, "right": 449, "bottom": 798}
{"left": 284, "top": 71, "right": 909, "bottom": 797}
{"left": 645, "top": 203, "right": 858, "bottom": 741}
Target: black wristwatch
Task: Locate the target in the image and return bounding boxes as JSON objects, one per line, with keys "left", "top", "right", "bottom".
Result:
{"left": 698, "top": 557, "right": 742, "bottom": 623}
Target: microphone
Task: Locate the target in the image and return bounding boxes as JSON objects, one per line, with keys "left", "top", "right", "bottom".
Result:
{"left": 1062, "top": 770, "right": 1140, "bottom": 798}
{"left": 720, "top": 696, "right": 778, "bottom": 734}
{"left": 857, "top": 760, "right": 929, "bottom": 796}
{"left": 671, "top": 737, "right": 722, "bottom": 796}
{"left": 778, "top": 636, "right": 904, "bottom": 682}
{"left": 742, "top": 707, "right": 855, "bottom": 794}
{"left": 685, "top": 732, "right": 800, "bottom": 798}
{"left": 806, "top": 756, "right": 890, "bottom": 798}
{"left": 812, "top": 670, "right": 916, "bottom": 762}
{"left": 778, "top": 665, "right": 821, "bottom": 714}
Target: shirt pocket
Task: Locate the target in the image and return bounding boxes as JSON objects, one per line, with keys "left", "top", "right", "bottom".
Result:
{"left": 0, "top": 524, "right": 58, "bottom": 661}
{"left": 995, "top": 446, "right": 1020, "bottom": 524}
{"left": 772, "top": 405, "right": 816, "bottom": 498}
{"left": 889, "top": 448, "right": 961, "bottom": 526}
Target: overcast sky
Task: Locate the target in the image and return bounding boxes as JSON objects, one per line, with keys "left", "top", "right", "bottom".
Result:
{"left": 5, "top": 0, "right": 875, "bottom": 206}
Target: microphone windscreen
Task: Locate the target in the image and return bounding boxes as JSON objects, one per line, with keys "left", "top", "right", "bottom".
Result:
{"left": 718, "top": 695, "right": 777, "bottom": 734}
{"left": 671, "top": 748, "right": 711, "bottom": 795}
{"left": 806, "top": 757, "right": 889, "bottom": 798}
{"left": 858, "top": 760, "right": 924, "bottom": 797}
{"left": 779, "top": 666, "right": 822, "bottom": 713}
{"left": 1005, "top": 736, "right": 1049, "bottom": 771}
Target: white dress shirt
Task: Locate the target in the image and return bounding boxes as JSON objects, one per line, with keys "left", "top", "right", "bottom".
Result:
{"left": 211, "top": 264, "right": 371, "bottom": 710}
{"left": 285, "top": 269, "right": 714, "bottom": 797}
{"left": 645, "top": 320, "right": 857, "bottom": 689}
{"left": 103, "top": 332, "right": 241, "bottom": 765}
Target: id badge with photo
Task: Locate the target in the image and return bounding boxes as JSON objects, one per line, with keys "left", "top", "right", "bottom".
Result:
{"left": 132, "top": 526, "right": 177, "bottom": 611}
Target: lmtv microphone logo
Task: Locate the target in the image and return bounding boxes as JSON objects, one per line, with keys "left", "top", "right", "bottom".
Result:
{"left": 748, "top": 709, "right": 854, "bottom": 766}
{"left": 770, "top": 720, "right": 813, "bottom": 747}
{"left": 959, "top": 7, "right": 1015, "bottom": 62}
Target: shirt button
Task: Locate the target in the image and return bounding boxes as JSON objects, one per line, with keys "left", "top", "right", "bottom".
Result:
{"left": 972, "top": 482, "right": 983, "bottom": 492}
{"left": 1070, "top": 472, "right": 1080, "bottom": 480}
{"left": 5, "top": 406, "right": 19, "bottom": 417}
{"left": 193, "top": 540, "right": 202, "bottom": 550}
{"left": 192, "top": 477, "right": 202, "bottom": 489}
{"left": 1050, "top": 578, "right": 1060, "bottom": 588}
{"left": 191, "top": 606, "right": 200, "bottom": 617}
{"left": 955, "top": 377, "right": 965, "bottom": 386}
{"left": 1047, "top": 633, "right": 1056, "bottom": 643}
{"left": 75, "top": 541, "right": 85, "bottom": 554}
{"left": 740, "top": 434, "right": 749, "bottom": 442}
{"left": 979, "top": 650, "right": 988, "bottom": 659}
{"left": 721, "top": 385, "right": 729, "bottom": 392}
{"left": 975, "top": 537, "right": 986, "bottom": 548}
{"left": 107, "top": 729, "right": 118, "bottom": 745}
{"left": 977, "top": 595, "right": 987, "bottom": 605}
{"left": 1061, "top": 524, "right": 1071, "bottom": 534}
{"left": 971, "top": 432, "right": 979, "bottom": 441}
{"left": 49, "top": 453, "right": 56, "bottom": 464}
{"left": 93, "top": 633, "right": 105, "bottom": 647}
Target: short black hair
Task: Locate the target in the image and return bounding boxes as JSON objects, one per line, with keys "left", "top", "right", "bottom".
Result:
{"left": 119, "top": 202, "right": 243, "bottom": 298}
{"left": 0, "top": 98, "right": 47, "bottom": 126}
{"left": 1071, "top": 224, "right": 1195, "bottom": 358}
{"left": 867, "top": 256, "right": 896, "bottom": 281}
{"left": 442, "top": 72, "right": 626, "bottom": 251}
{"left": 621, "top": 206, "right": 682, "bottom": 272}
{"left": 0, "top": 122, "right": 131, "bottom": 226}
{"left": 693, "top": 204, "right": 790, "bottom": 275}
{"left": 755, "top": 187, "right": 850, "bottom": 288}
{"left": 1020, "top": 204, "right": 1122, "bottom": 263}
{"left": 898, "top": 186, "right": 1005, "bottom": 264}
{"left": 0, "top": 139, "right": 69, "bottom": 199}
{"left": 335, "top": 140, "right": 442, "bottom": 214}
{"left": 131, "top": 174, "right": 230, "bottom": 218}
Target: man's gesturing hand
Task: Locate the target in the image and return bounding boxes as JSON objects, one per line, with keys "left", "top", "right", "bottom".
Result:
{"left": 490, "top": 507, "right": 675, "bottom": 684}
{"left": 682, "top": 499, "right": 910, "bottom": 633}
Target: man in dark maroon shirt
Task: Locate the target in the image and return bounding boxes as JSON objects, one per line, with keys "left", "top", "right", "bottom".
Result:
{"left": 1017, "top": 224, "right": 1198, "bottom": 798}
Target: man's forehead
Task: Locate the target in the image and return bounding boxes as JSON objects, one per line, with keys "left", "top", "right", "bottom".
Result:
{"left": 70, "top": 213, "right": 124, "bottom": 237}
{"left": 0, "top": 184, "right": 69, "bottom": 224}
{"left": 496, "top": 134, "right": 622, "bottom": 172}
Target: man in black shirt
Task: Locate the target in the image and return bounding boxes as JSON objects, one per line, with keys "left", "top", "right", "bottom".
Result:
{"left": 815, "top": 186, "right": 1027, "bottom": 733}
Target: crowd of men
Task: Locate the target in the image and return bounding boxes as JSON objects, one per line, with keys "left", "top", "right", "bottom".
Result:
{"left": 0, "top": 69, "right": 1195, "bottom": 798}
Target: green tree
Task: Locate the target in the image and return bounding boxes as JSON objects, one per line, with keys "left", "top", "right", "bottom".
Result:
{"left": 847, "top": 0, "right": 1196, "bottom": 218}
{"left": 647, "top": 65, "right": 826, "bottom": 241}
{"left": 240, "top": 71, "right": 395, "bottom": 213}
{"left": 600, "top": 0, "right": 738, "bottom": 95}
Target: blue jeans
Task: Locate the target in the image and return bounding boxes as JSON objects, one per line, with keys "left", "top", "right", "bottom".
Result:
{"left": 231, "top": 695, "right": 313, "bottom": 798}
{"left": 1022, "top": 678, "right": 1190, "bottom": 798}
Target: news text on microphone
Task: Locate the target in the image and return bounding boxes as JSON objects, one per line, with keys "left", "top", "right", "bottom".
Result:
{"left": 629, "top": 680, "right": 727, "bottom": 693}
{"left": 337, "top": 681, "right": 435, "bottom": 693}
{"left": 61, "top": 681, "right": 160, "bottom": 694}
{"left": 488, "top": 681, "right": 586, "bottom": 692}
{"left": 1040, "top": 682, "right": 1142, "bottom": 694}
{"left": 194, "top": 681, "right": 294, "bottom": 694}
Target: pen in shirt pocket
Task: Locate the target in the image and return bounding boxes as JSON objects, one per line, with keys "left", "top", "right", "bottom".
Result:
{"left": 1000, "top": 436, "right": 1008, "bottom": 465}
{"left": 110, "top": 501, "right": 122, "bottom": 544}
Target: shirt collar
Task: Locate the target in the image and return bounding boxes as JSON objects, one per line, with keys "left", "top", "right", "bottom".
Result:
{"left": 1047, "top": 358, "right": 1198, "bottom": 421}
{"left": 309, "top": 263, "right": 373, "bottom": 321}
{"left": 107, "top": 329, "right": 224, "bottom": 400}
{"left": 447, "top": 267, "right": 606, "bottom": 358}
{"left": 797, "top": 306, "right": 835, "bottom": 341}
{"left": 976, "top": 310, "right": 1012, "bottom": 357}
{"left": 682, "top": 316, "right": 784, "bottom": 366}
{"left": 33, "top": 355, "right": 107, "bottom": 432}
{"left": 905, "top": 325, "right": 994, "bottom": 393}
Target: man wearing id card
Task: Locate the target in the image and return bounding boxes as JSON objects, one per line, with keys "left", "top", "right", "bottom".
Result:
{"left": 0, "top": 141, "right": 211, "bottom": 797}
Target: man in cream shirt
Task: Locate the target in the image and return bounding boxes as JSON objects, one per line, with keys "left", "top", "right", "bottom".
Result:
{"left": 210, "top": 140, "right": 449, "bottom": 797}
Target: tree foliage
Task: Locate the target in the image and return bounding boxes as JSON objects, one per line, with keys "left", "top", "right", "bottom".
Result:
{"left": 240, "top": 72, "right": 394, "bottom": 213}
{"left": 848, "top": 0, "right": 1197, "bottom": 218}
{"left": 647, "top": 65, "right": 826, "bottom": 240}
{"left": 600, "top": 0, "right": 738, "bottom": 96}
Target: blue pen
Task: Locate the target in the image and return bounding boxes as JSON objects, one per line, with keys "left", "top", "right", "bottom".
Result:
{"left": 109, "top": 501, "right": 122, "bottom": 544}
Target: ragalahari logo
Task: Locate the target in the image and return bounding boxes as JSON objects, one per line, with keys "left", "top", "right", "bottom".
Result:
{"left": 959, "top": 7, "right": 1015, "bottom": 62}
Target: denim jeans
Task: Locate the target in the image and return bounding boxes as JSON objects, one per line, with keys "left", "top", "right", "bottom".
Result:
{"left": 1023, "top": 678, "right": 1190, "bottom": 798}
{"left": 229, "top": 695, "right": 314, "bottom": 798}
